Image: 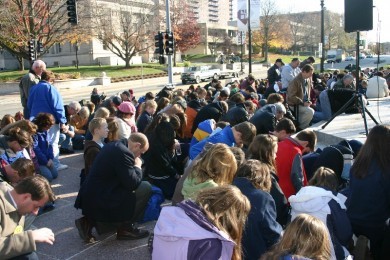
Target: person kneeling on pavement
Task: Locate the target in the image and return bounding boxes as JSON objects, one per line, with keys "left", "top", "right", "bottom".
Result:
{"left": 74, "top": 133, "right": 152, "bottom": 243}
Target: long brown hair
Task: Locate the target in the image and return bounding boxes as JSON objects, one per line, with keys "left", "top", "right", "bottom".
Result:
{"left": 190, "top": 143, "right": 237, "bottom": 185}
{"left": 236, "top": 159, "right": 272, "bottom": 192}
{"left": 351, "top": 124, "right": 390, "bottom": 178}
{"left": 247, "top": 134, "right": 278, "bottom": 172}
{"left": 196, "top": 185, "right": 251, "bottom": 260}
{"left": 261, "top": 214, "right": 332, "bottom": 260}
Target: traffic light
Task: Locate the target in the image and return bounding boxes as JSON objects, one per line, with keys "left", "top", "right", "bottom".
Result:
{"left": 66, "top": 0, "right": 78, "bottom": 25}
{"left": 159, "top": 56, "right": 166, "bottom": 65}
{"left": 164, "top": 32, "right": 174, "bottom": 55}
{"left": 28, "top": 40, "right": 35, "bottom": 61}
{"left": 37, "top": 41, "right": 44, "bottom": 53}
{"left": 154, "top": 32, "right": 164, "bottom": 55}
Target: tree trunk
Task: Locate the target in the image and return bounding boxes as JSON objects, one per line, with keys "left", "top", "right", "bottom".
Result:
{"left": 264, "top": 28, "right": 269, "bottom": 63}
{"left": 125, "top": 58, "right": 131, "bottom": 68}
{"left": 18, "top": 57, "right": 24, "bottom": 71}
{"left": 173, "top": 51, "right": 177, "bottom": 67}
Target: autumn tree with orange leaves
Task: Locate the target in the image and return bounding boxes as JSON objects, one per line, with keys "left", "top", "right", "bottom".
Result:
{"left": 170, "top": 0, "right": 201, "bottom": 66}
{"left": 0, "top": 0, "right": 91, "bottom": 70}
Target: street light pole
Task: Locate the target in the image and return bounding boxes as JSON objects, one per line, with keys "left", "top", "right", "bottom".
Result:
{"left": 248, "top": 0, "right": 252, "bottom": 74}
{"left": 320, "top": 0, "right": 325, "bottom": 72}
{"left": 165, "top": 0, "right": 173, "bottom": 86}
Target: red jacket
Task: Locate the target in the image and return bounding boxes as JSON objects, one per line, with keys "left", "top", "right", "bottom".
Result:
{"left": 276, "top": 137, "right": 308, "bottom": 200}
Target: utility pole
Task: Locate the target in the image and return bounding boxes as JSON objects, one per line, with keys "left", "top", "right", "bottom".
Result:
{"left": 248, "top": 0, "right": 252, "bottom": 74}
{"left": 320, "top": 0, "right": 325, "bottom": 72}
{"left": 165, "top": 0, "right": 173, "bottom": 86}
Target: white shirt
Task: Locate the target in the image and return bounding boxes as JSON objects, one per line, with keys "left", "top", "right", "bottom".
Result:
{"left": 366, "top": 76, "right": 389, "bottom": 98}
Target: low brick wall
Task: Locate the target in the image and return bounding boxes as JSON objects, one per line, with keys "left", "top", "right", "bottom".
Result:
{"left": 0, "top": 77, "right": 111, "bottom": 95}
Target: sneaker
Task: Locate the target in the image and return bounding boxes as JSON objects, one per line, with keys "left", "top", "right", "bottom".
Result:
{"left": 57, "top": 164, "right": 68, "bottom": 171}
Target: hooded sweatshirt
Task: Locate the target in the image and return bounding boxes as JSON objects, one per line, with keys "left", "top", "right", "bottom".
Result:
{"left": 152, "top": 200, "right": 235, "bottom": 260}
{"left": 289, "top": 186, "right": 352, "bottom": 260}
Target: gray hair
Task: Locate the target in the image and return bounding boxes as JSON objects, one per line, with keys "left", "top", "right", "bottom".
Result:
{"left": 32, "top": 60, "right": 46, "bottom": 71}
{"left": 343, "top": 74, "right": 354, "bottom": 82}
{"left": 261, "top": 103, "right": 286, "bottom": 115}
{"left": 68, "top": 101, "right": 81, "bottom": 111}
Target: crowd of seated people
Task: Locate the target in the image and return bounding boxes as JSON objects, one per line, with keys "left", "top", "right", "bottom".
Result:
{"left": 1, "top": 58, "right": 390, "bottom": 259}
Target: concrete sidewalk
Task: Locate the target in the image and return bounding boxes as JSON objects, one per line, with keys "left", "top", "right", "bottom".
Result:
{"left": 33, "top": 97, "right": 390, "bottom": 260}
{"left": 34, "top": 153, "right": 154, "bottom": 260}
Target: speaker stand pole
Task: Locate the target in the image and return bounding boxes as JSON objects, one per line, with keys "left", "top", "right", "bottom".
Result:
{"left": 322, "top": 30, "right": 378, "bottom": 136}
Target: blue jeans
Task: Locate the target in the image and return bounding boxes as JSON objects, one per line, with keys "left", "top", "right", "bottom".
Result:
{"left": 48, "top": 124, "right": 60, "bottom": 168}
{"left": 313, "top": 90, "right": 333, "bottom": 123}
{"left": 59, "top": 125, "right": 74, "bottom": 150}
{"left": 39, "top": 165, "right": 58, "bottom": 182}
{"left": 72, "top": 134, "right": 85, "bottom": 150}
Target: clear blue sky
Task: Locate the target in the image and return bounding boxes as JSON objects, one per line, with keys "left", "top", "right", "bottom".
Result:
{"left": 274, "top": 0, "right": 389, "bottom": 43}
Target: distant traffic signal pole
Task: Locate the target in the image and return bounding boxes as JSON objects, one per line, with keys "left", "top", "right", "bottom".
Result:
{"left": 320, "top": 0, "right": 325, "bottom": 72}
{"left": 165, "top": 0, "right": 173, "bottom": 85}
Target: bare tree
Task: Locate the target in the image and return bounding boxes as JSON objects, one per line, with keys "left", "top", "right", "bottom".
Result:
{"left": 93, "top": 1, "right": 159, "bottom": 68}
{"left": 0, "top": 0, "right": 91, "bottom": 70}
{"left": 259, "top": 0, "right": 280, "bottom": 62}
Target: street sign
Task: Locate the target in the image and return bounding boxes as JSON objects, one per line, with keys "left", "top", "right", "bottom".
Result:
{"left": 318, "top": 43, "right": 323, "bottom": 58}
{"left": 237, "top": 32, "right": 246, "bottom": 45}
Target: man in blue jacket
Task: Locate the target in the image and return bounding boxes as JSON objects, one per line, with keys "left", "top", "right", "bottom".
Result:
{"left": 28, "top": 71, "right": 68, "bottom": 171}
{"left": 189, "top": 121, "right": 256, "bottom": 160}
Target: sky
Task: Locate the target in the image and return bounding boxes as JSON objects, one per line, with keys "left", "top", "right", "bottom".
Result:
{"left": 273, "top": 0, "right": 390, "bottom": 43}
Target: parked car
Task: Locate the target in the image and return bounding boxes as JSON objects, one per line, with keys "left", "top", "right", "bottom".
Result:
{"left": 359, "top": 53, "right": 366, "bottom": 59}
{"left": 366, "top": 54, "right": 373, "bottom": 58}
{"left": 345, "top": 56, "right": 355, "bottom": 61}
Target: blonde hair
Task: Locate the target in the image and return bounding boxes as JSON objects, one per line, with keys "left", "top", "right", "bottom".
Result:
{"left": 196, "top": 185, "right": 251, "bottom": 260}
{"left": 78, "top": 106, "right": 90, "bottom": 120}
{"left": 106, "top": 117, "right": 119, "bottom": 142}
{"left": 236, "top": 160, "right": 272, "bottom": 192}
{"left": 190, "top": 143, "right": 237, "bottom": 185}
{"left": 88, "top": 118, "right": 107, "bottom": 135}
{"left": 94, "top": 107, "right": 110, "bottom": 119}
{"left": 261, "top": 214, "right": 332, "bottom": 260}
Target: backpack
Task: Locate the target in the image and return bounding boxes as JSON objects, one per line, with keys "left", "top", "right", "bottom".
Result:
{"left": 140, "top": 185, "right": 165, "bottom": 223}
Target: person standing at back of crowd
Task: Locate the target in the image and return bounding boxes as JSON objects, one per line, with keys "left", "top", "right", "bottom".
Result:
{"left": 265, "top": 58, "right": 283, "bottom": 98}
{"left": 28, "top": 70, "right": 68, "bottom": 171}
{"left": 286, "top": 64, "right": 315, "bottom": 129}
{"left": 281, "top": 58, "right": 301, "bottom": 90}
{"left": 19, "top": 60, "right": 46, "bottom": 119}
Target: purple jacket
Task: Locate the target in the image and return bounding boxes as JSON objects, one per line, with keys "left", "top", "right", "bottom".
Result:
{"left": 152, "top": 200, "right": 235, "bottom": 260}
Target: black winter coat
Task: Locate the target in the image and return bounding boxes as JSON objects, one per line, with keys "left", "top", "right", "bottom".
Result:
{"left": 75, "top": 141, "right": 142, "bottom": 223}
{"left": 191, "top": 102, "right": 225, "bottom": 133}
{"left": 249, "top": 105, "right": 277, "bottom": 135}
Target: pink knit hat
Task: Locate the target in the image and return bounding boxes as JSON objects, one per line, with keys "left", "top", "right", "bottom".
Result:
{"left": 118, "top": 101, "right": 136, "bottom": 114}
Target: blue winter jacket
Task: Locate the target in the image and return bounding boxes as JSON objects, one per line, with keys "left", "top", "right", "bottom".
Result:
{"left": 33, "top": 131, "right": 54, "bottom": 166}
{"left": 189, "top": 125, "right": 235, "bottom": 160}
{"left": 28, "top": 80, "right": 66, "bottom": 124}
{"left": 233, "top": 177, "right": 282, "bottom": 260}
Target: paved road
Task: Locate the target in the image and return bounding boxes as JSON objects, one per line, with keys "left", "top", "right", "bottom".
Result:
{"left": 323, "top": 54, "right": 390, "bottom": 71}
{"left": 0, "top": 64, "right": 268, "bottom": 117}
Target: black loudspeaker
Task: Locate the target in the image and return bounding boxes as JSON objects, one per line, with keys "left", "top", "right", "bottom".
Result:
{"left": 344, "top": 0, "right": 373, "bottom": 33}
